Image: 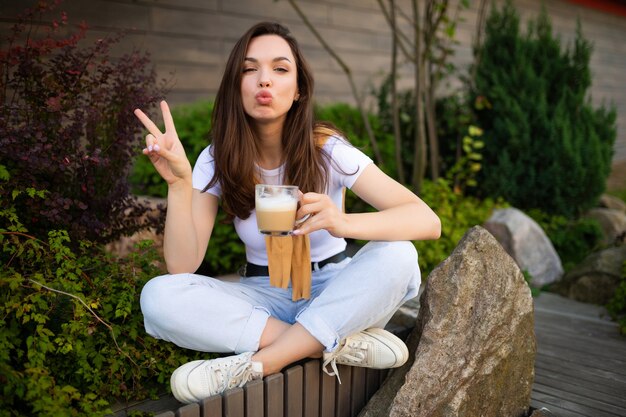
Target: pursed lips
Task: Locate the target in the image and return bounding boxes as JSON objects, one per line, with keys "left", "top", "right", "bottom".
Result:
{"left": 255, "top": 90, "right": 273, "bottom": 105}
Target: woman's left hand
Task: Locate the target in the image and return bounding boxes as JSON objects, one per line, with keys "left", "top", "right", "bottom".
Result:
{"left": 293, "top": 192, "right": 348, "bottom": 237}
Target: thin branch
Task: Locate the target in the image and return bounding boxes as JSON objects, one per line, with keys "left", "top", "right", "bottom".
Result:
{"left": 472, "top": 0, "right": 489, "bottom": 83}
{"left": 28, "top": 278, "right": 140, "bottom": 368}
{"left": 377, "top": 0, "right": 415, "bottom": 61}
{"left": 1, "top": 230, "right": 38, "bottom": 240}
{"left": 286, "top": 0, "right": 384, "bottom": 165}
{"left": 389, "top": 0, "right": 405, "bottom": 183}
{"left": 411, "top": 0, "right": 427, "bottom": 192}
{"left": 1, "top": 230, "right": 95, "bottom": 287}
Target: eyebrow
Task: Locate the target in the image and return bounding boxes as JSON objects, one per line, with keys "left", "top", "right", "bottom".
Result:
{"left": 244, "top": 56, "right": 292, "bottom": 63}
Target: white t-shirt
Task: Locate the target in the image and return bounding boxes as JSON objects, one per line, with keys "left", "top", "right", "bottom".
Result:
{"left": 191, "top": 135, "right": 373, "bottom": 265}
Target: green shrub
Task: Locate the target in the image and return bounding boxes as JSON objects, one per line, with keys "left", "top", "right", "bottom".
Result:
{"left": 527, "top": 209, "right": 603, "bottom": 272}
{"left": 470, "top": 1, "right": 616, "bottom": 218}
{"left": 414, "top": 178, "right": 505, "bottom": 276}
{"left": 606, "top": 261, "right": 626, "bottom": 335}
{"left": 0, "top": 170, "right": 210, "bottom": 416}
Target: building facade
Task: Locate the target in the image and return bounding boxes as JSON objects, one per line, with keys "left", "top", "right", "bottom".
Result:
{"left": 2, "top": 0, "right": 625, "bottom": 184}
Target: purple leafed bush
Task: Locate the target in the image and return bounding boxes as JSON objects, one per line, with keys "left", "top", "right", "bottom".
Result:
{"left": 0, "top": 1, "right": 166, "bottom": 244}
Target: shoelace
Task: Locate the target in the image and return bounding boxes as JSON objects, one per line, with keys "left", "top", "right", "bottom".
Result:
{"left": 322, "top": 340, "right": 369, "bottom": 384}
{"left": 207, "top": 358, "right": 256, "bottom": 394}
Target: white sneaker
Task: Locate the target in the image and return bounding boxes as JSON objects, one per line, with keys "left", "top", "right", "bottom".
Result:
{"left": 322, "top": 328, "right": 408, "bottom": 383}
{"left": 170, "top": 352, "right": 263, "bottom": 404}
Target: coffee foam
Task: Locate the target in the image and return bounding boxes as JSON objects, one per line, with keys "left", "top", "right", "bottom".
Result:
{"left": 256, "top": 196, "right": 297, "bottom": 211}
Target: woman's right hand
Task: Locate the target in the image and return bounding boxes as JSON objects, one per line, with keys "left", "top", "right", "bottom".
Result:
{"left": 134, "top": 100, "right": 192, "bottom": 187}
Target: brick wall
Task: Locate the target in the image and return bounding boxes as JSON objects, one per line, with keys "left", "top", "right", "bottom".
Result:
{"left": 1, "top": 0, "right": 625, "bottom": 174}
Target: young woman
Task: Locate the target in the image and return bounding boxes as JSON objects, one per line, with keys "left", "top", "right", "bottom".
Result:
{"left": 134, "top": 21, "right": 440, "bottom": 404}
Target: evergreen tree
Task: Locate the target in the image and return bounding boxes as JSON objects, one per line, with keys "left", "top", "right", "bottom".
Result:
{"left": 471, "top": 0, "right": 616, "bottom": 217}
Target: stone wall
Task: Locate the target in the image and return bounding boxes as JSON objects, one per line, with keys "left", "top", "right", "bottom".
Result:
{"left": 1, "top": 0, "right": 625, "bottom": 178}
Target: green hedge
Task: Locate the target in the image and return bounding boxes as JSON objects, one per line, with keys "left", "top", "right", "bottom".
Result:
{"left": 471, "top": 1, "right": 616, "bottom": 218}
{"left": 0, "top": 173, "right": 211, "bottom": 417}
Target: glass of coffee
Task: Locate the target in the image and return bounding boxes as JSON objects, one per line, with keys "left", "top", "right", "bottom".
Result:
{"left": 255, "top": 184, "right": 300, "bottom": 236}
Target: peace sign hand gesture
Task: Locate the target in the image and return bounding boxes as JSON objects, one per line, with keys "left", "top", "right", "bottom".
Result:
{"left": 134, "top": 100, "right": 192, "bottom": 187}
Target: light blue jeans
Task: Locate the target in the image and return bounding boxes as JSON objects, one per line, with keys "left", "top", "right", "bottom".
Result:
{"left": 140, "top": 241, "right": 420, "bottom": 354}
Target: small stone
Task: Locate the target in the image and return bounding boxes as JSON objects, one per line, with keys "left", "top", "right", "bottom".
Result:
{"left": 484, "top": 207, "right": 563, "bottom": 287}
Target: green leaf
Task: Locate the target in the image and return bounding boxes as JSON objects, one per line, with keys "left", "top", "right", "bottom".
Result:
{"left": 468, "top": 125, "right": 483, "bottom": 136}
{"left": 445, "top": 23, "right": 456, "bottom": 38}
{"left": 0, "top": 165, "right": 9, "bottom": 181}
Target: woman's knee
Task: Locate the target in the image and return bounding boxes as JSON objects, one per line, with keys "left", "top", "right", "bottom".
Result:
{"left": 364, "top": 241, "right": 418, "bottom": 270}
{"left": 389, "top": 240, "right": 418, "bottom": 262}
{"left": 376, "top": 241, "right": 420, "bottom": 290}
{"left": 140, "top": 274, "right": 183, "bottom": 325}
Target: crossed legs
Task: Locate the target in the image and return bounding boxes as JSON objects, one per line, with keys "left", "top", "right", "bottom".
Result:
{"left": 254, "top": 318, "right": 323, "bottom": 375}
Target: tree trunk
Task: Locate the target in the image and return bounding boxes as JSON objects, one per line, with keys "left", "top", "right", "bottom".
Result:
{"left": 390, "top": 0, "right": 405, "bottom": 184}
{"left": 287, "top": 0, "right": 384, "bottom": 166}
{"left": 411, "top": 0, "right": 427, "bottom": 193}
{"left": 425, "top": 66, "right": 439, "bottom": 180}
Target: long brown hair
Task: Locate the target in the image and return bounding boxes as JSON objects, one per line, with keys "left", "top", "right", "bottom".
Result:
{"left": 206, "top": 22, "right": 333, "bottom": 221}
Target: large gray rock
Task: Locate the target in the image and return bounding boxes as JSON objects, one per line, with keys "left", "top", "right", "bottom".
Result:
{"left": 554, "top": 245, "right": 626, "bottom": 305}
{"left": 360, "top": 226, "right": 536, "bottom": 417}
{"left": 585, "top": 208, "right": 626, "bottom": 246}
{"left": 484, "top": 207, "right": 563, "bottom": 287}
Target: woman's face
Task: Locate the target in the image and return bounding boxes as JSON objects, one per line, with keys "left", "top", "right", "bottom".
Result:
{"left": 241, "top": 35, "right": 299, "bottom": 127}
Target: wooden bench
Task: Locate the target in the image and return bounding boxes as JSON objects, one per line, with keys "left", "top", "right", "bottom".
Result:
{"left": 155, "top": 326, "right": 410, "bottom": 417}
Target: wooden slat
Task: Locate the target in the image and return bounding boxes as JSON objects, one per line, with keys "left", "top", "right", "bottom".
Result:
{"left": 201, "top": 395, "right": 222, "bottom": 417}
{"left": 365, "top": 368, "right": 381, "bottom": 400}
{"left": 176, "top": 403, "right": 200, "bottom": 417}
{"left": 320, "top": 368, "right": 337, "bottom": 417}
{"left": 244, "top": 379, "right": 264, "bottom": 417}
{"left": 535, "top": 320, "right": 626, "bottom": 350}
{"left": 303, "top": 360, "right": 320, "bottom": 417}
{"left": 534, "top": 357, "right": 626, "bottom": 398}
{"left": 536, "top": 343, "right": 626, "bottom": 376}
{"left": 532, "top": 292, "right": 626, "bottom": 417}
{"left": 534, "top": 310, "right": 622, "bottom": 341}
{"left": 530, "top": 399, "right": 588, "bottom": 417}
{"left": 536, "top": 331, "right": 626, "bottom": 365}
{"left": 350, "top": 366, "right": 366, "bottom": 417}
{"left": 223, "top": 388, "right": 244, "bottom": 417}
{"left": 535, "top": 353, "right": 626, "bottom": 384}
{"left": 532, "top": 383, "right": 622, "bottom": 417}
{"left": 534, "top": 373, "right": 626, "bottom": 409}
{"left": 534, "top": 315, "right": 624, "bottom": 344}
{"left": 335, "top": 365, "right": 352, "bottom": 417}
{"left": 265, "top": 373, "right": 284, "bottom": 417}
{"left": 380, "top": 368, "right": 389, "bottom": 385}
{"left": 284, "top": 365, "right": 303, "bottom": 417}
